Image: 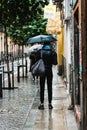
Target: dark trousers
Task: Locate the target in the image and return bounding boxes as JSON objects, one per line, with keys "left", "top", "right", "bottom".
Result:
{"left": 40, "top": 69, "right": 53, "bottom": 104}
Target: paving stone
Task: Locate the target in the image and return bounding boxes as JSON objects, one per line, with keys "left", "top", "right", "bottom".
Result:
{"left": 0, "top": 66, "right": 78, "bottom": 130}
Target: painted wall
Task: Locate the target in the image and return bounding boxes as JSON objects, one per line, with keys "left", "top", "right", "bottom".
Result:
{"left": 64, "top": 0, "right": 72, "bottom": 89}
{"left": 57, "top": 27, "right": 64, "bottom": 66}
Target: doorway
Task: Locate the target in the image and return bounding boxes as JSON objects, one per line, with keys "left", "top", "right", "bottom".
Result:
{"left": 74, "top": 9, "right": 80, "bottom": 105}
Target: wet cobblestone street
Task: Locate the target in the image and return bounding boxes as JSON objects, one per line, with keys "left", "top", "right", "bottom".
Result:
{"left": 0, "top": 76, "right": 38, "bottom": 130}
{"left": 0, "top": 66, "right": 78, "bottom": 130}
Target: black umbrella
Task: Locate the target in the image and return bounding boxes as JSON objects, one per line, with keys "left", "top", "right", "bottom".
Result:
{"left": 26, "top": 35, "right": 57, "bottom": 44}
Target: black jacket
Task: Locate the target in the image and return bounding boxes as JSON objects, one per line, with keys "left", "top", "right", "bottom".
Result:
{"left": 41, "top": 49, "right": 57, "bottom": 70}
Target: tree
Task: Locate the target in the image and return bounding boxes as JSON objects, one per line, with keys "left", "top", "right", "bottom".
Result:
{"left": 0, "top": 0, "right": 49, "bottom": 44}
{"left": 0, "top": 0, "right": 49, "bottom": 88}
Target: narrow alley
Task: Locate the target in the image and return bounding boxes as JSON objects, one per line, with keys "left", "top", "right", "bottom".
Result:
{"left": 0, "top": 66, "right": 78, "bottom": 130}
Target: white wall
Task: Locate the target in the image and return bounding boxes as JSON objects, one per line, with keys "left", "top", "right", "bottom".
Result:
{"left": 64, "top": 0, "right": 72, "bottom": 90}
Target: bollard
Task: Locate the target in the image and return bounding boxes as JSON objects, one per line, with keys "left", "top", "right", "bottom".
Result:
{"left": 12, "top": 62, "right": 14, "bottom": 88}
{"left": 17, "top": 63, "right": 28, "bottom": 82}
{"left": 0, "top": 71, "right": 2, "bottom": 97}
{"left": 25, "top": 60, "right": 27, "bottom": 77}
{"left": 17, "top": 65, "right": 20, "bottom": 82}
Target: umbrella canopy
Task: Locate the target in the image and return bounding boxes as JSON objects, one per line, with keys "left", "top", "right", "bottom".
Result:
{"left": 26, "top": 35, "right": 57, "bottom": 44}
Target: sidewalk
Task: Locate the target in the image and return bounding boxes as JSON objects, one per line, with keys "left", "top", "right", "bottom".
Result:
{"left": 0, "top": 66, "right": 78, "bottom": 130}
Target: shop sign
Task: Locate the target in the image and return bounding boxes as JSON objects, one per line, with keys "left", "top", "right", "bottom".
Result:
{"left": 44, "top": 5, "right": 56, "bottom": 19}
{"left": 46, "top": 11, "right": 61, "bottom": 34}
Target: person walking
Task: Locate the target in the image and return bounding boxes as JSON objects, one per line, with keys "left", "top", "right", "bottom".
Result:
{"left": 38, "top": 42, "right": 57, "bottom": 110}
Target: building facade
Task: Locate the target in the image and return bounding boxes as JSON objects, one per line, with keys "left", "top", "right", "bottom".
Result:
{"left": 64, "top": 0, "right": 87, "bottom": 130}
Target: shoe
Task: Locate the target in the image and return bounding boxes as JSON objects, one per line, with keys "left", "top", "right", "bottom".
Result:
{"left": 49, "top": 104, "right": 53, "bottom": 109}
{"left": 38, "top": 104, "right": 44, "bottom": 110}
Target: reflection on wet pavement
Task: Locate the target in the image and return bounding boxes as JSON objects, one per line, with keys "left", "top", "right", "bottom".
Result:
{"left": 0, "top": 66, "right": 78, "bottom": 130}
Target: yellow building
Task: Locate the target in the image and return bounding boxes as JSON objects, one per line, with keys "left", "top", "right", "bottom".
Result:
{"left": 46, "top": 11, "right": 64, "bottom": 75}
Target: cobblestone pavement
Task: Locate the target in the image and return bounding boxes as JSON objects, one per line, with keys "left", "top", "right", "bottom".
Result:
{"left": 0, "top": 66, "right": 78, "bottom": 130}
